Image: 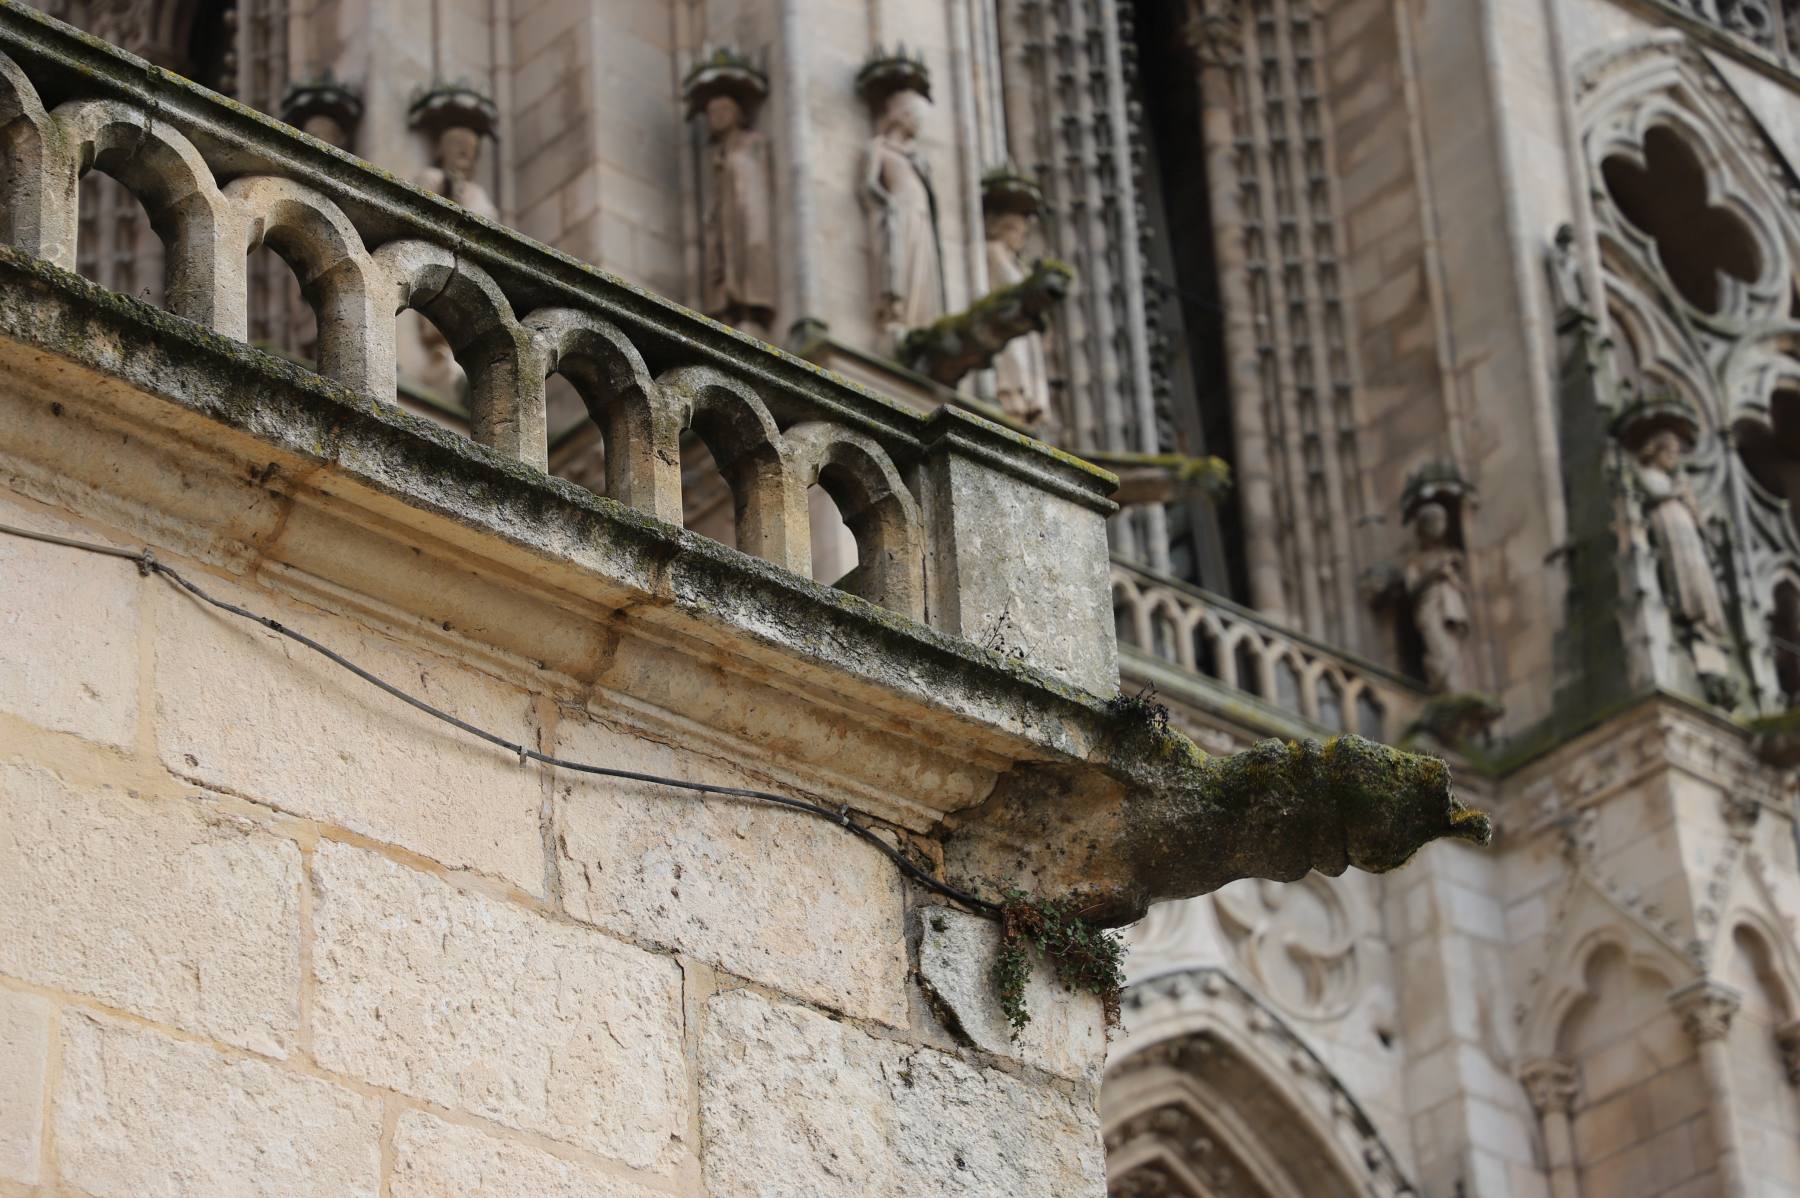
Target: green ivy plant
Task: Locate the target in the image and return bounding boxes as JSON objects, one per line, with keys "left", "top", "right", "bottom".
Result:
{"left": 993, "top": 888, "right": 1126, "bottom": 1038}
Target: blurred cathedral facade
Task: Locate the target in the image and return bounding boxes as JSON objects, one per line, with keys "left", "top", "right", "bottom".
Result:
{"left": 49, "top": 0, "right": 1800, "bottom": 1193}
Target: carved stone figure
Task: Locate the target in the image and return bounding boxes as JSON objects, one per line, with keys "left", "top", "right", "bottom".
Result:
{"left": 685, "top": 52, "right": 777, "bottom": 340}
{"left": 280, "top": 76, "right": 364, "bottom": 153}
{"left": 1404, "top": 501, "right": 1475, "bottom": 694}
{"left": 862, "top": 82, "right": 944, "bottom": 346}
{"left": 416, "top": 125, "right": 497, "bottom": 221}
{"left": 1548, "top": 222, "right": 1589, "bottom": 323}
{"left": 982, "top": 172, "right": 1053, "bottom": 424}
{"left": 1637, "top": 429, "right": 1728, "bottom": 635}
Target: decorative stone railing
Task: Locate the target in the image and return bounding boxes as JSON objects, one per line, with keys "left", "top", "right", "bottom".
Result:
{"left": 1654, "top": 0, "right": 1800, "bottom": 74}
{"left": 1110, "top": 560, "right": 1428, "bottom": 742}
{"left": 0, "top": 2, "right": 1119, "bottom": 693}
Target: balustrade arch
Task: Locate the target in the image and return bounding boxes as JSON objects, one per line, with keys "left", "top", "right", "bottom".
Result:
{"left": 783, "top": 422, "right": 924, "bottom": 618}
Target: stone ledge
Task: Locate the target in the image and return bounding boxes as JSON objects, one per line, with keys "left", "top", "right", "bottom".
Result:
{"left": 0, "top": 251, "right": 1115, "bottom": 827}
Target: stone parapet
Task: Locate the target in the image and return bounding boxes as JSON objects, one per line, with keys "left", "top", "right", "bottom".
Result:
{"left": 0, "top": 0, "right": 1119, "bottom": 693}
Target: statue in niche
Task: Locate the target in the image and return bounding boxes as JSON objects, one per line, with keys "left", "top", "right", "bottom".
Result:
{"left": 405, "top": 86, "right": 500, "bottom": 401}
{"left": 684, "top": 50, "right": 777, "bottom": 340}
{"left": 981, "top": 168, "right": 1053, "bottom": 425}
{"left": 1404, "top": 500, "right": 1476, "bottom": 695}
{"left": 1635, "top": 428, "right": 1728, "bottom": 636}
{"left": 280, "top": 75, "right": 364, "bottom": 153}
{"left": 858, "top": 49, "right": 944, "bottom": 348}
{"left": 410, "top": 84, "right": 499, "bottom": 221}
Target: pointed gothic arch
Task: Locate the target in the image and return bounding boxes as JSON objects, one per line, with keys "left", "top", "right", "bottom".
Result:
{"left": 1106, "top": 968, "right": 1414, "bottom": 1198}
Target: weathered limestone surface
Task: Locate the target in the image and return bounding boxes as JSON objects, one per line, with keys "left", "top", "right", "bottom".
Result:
{"left": 924, "top": 440, "right": 1119, "bottom": 694}
{"left": 555, "top": 717, "right": 909, "bottom": 1026}
{"left": 155, "top": 581, "right": 546, "bottom": 893}
{"left": 699, "top": 987, "right": 1104, "bottom": 1197}
{"left": 0, "top": 763, "right": 301, "bottom": 1056}
{"left": 54, "top": 1012, "right": 383, "bottom": 1198}
{"left": 0, "top": 989, "right": 48, "bottom": 1184}
{"left": 309, "top": 842, "right": 689, "bottom": 1169}
{"left": 0, "top": 499, "right": 139, "bottom": 748}
{"left": 389, "top": 1111, "right": 666, "bottom": 1198}
{"left": 916, "top": 904, "right": 1105, "bottom": 1082}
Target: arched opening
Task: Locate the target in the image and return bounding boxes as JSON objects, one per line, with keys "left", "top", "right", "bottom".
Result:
{"left": 1193, "top": 624, "right": 1220, "bottom": 679}
{"left": 1722, "top": 925, "right": 1800, "bottom": 1193}
{"left": 1233, "top": 640, "right": 1263, "bottom": 699}
{"left": 1735, "top": 390, "right": 1800, "bottom": 539}
{"left": 1355, "top": 689, "right": 1385, "bottom": 739}
{"left": 681, "top": 432, "right": 737, "bottom": 551}
{"left": 1601, "top": 125, "right": 1760, "bottom": 313}
{"left": 1316, "top": 674, "right": 1344, "bottom": 732}
{"left": 77, "top": 173, "right": 166, "bottom": 309}
{"left": 1151, "top": 609, "right": 1180, "bottom": 663}
{"left": 1104, "top": 1028, "right": 1377, "bottom": 1197}
{"left": 807, "top": 481, "right": 858, "bottom": 586}
{"left": 1772, "top": 579, "right": 1800, "bottom": 705}
{"left": 1274, "top": 655, "right": 1301, "bottom": 713}
{"left": 394, "top": 307, "right": 470, "bottom": 432}
{"left": 245, "top": 243, "right": 317, "bottom": 369}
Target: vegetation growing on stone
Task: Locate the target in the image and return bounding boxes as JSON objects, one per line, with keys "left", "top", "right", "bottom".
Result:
{"left": 993, "top": 888, "right": 1125, "bottom": 1037}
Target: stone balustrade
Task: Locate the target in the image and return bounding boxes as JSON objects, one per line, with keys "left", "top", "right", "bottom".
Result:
{"left": 0, "top": 2, "right": 1119, "bottom": 693}
{"left": 1111, "top": 560, "right": 1428, "bottom": 741}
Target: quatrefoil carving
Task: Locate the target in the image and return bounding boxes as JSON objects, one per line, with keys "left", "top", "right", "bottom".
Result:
{"left": 1603, "top": 125, "right": 1761, "bottom": 314}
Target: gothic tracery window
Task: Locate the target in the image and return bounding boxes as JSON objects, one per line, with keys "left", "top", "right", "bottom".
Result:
{"left": 1601, "top": 125, "right": 1761, "bottom": 314}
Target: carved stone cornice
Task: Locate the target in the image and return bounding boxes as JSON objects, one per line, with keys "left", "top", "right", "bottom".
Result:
{"left": 1669, "top": 979, "right": 1743, "bottom": 1043}
{"left": 1519, "top": 1057, "right": 1582, "bottom": 1116}
{"left": 1513, "top": 699, "right": 1787, "bottom": 836}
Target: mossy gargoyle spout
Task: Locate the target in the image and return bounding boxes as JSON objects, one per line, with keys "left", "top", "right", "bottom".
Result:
{"left": 941, "top": 729, "right": 1491, "bottom": 927}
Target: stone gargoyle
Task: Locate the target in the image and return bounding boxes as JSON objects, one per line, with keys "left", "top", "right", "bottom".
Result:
{"left": 939, "top": 711, "right": 1491, "bottom": 927}
{"left": 899, "top": 258, "right": 1073, "bottom": 387}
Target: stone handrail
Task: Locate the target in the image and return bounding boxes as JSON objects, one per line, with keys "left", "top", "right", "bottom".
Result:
{"left": 0, "top": 2, "right": 1119, "bottom": 692}
{"left": 1110, "top": 560, "right": 1429, "bottom": 741}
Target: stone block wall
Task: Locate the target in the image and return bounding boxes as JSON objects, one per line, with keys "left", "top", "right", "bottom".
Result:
{"left": 0, "top": 479, "right": 1108, "bottom": 1197}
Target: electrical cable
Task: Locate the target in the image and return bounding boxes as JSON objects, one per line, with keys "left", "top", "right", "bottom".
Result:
{"left": 0, "top": 519, "right": 1000, "bottom": 917}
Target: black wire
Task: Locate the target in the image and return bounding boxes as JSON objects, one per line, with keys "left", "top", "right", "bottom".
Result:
{"left": 0, "top": 520, "right": 999, "bottom": 917}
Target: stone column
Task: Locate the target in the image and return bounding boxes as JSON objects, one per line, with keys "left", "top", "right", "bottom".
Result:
{"left": 1520, "top": 1057, "right": 1582, "bottom": 1198}
{"left": 1670, "top": 979, "right": 1747, "bottom": 1197}
{"left": 1183, "top": 2, "right": 1287, "bottom": 622}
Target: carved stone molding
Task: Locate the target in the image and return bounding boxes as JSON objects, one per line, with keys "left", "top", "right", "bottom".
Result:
{"left": 1513, "top": 699, "right": 1788, "bottom": 837}
{"left": 1669, "top": 979, "right": 1743, "bottom": 1043}
{"left": 1518, "top": 1057, "right": 1582, "bottom": 1116}
{"left": 1110, "top": 967, "right": 1415, "bottom": 1198}
{"left": 1775, "top": 1019, "right": 1800, "bottom": 1085}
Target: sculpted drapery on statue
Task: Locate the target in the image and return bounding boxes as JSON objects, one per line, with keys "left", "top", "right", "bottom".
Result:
{"left": 981, "top": 168, "right": 1052, "bottom": 425}
{"left": 410, "top": 85, "right": 499, "bottom": 222}
{"left": 1405, "top": 501, "right": 1476, "bottom": 695}
{"left": 684, "top": 50, "right": 777, "bottom": 340}
{"left": 858, "top": 49, "right": 944, "bottom": 349}
{"left": 1636, "top": 428, "right": 1729, "bottom": 636}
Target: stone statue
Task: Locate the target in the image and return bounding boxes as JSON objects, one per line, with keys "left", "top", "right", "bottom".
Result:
{"left": 280, "top": 76, "right": 364, "bottom": 153}
{"left": 1548, "top": 222, "right": 1589, "bottom": 323}
{"left": 1636, "top": 429, "right": 1728, "bottom": 635}
{"left": 982, "top": 171, "right": 1052, "bottom": 424}
{"left": 415, "top": 125, "right": 497, "bottom": 222}
{"left": 684, "top": 51, "right": 777, "bottom": 340}
{"left": 1404, "top": 501, "right": 1475, "bottom": 694}
{"left": 861, "top": 79, "right": 944, "bottom": 346}
{"left": 405, "top": 86, "right": 500, "bottom": 401}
